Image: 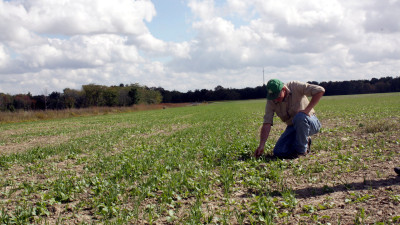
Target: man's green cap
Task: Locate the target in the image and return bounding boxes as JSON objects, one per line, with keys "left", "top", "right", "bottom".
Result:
{"left": 266, "top": 79, "right": 284, "bottom": 100}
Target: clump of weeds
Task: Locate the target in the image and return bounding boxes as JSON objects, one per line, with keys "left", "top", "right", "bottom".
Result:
{"left": 0, "top": 94, "right": 399, "bottom": 224}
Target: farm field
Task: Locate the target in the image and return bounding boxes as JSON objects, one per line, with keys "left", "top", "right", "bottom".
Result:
{"left": 0, "top": 93, "right": 399, "bottom": 224}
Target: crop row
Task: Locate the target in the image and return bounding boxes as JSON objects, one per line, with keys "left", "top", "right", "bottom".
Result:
{"left": 0, "top": 94, "right": 399, "bottom": 224}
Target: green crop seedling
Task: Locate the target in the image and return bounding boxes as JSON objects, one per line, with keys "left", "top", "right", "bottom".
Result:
{"left": 0, "top": 93, "right": 399, "bottom": 224}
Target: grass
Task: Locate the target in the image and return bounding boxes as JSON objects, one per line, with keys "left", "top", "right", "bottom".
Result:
{"left": 0, "top": 93, "right": 399, "bottom": 224}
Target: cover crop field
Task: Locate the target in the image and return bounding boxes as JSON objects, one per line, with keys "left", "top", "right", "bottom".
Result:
{"left": 0, "top": 93, "right": 399, "bottom": 224}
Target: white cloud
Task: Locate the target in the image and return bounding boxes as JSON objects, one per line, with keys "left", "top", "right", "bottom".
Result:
{"left": 363, "top": 0, "right": 400, "bottom": 33}
{"left": 0, "top": 44, "right": 9, "bottom": 68}
{"left": 1, "top": 0, "right": 400, "bottom": 95}
{"left": 175, "top": 0, "right": 400, "bottom": 76}
{"left": 21, "top": 0, "right": 156, "bottom": 36}
{"left": 350, "top": 33, "right": 400, "bottom": 63}
{"left": 226, "top": 0, "right": 251, "bottom": 16}
{"left": 0, "top": 0, "right": 170, "bottom": 94}
{"left": 188, "top": 0, "right": 216, "bottom": 20}
{"left": 1, "top": 34, "right": 142, "bottom": 74}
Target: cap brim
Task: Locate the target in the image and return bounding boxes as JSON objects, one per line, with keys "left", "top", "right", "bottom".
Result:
{"left": 266, "top": 92, "right": 279, "bottom": 100}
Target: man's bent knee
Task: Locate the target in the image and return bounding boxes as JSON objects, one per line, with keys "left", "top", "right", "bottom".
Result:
{"left": 293, "top": 112, "right": 308, "bottom": 125}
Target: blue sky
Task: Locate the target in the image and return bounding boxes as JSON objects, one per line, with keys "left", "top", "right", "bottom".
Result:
{"left": 1, "top": 0, "right": 400, "bottom": 95}
{"left": 146, "top": 0, "right": 193, "bottom": 42}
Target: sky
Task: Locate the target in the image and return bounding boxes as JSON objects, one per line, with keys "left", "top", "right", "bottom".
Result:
{"left": 0, "top": 0, "right": 399, "bottom": 95}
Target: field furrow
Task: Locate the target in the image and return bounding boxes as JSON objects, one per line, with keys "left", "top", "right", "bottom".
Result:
{"left": 0, "top": 94, "right": 399, "bottom": 224}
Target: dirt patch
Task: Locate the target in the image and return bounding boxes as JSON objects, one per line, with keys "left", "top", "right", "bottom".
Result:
{"left": 0, "top": 128, "right": 30, "bottom": 137}
{"left": 0, "top": 135, "right": 70, "bottom": 155}
{"left": 0, "top": 123, "right": 122, "bottom": 155}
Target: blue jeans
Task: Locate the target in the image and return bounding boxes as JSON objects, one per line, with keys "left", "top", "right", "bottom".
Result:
{"left": 273, "top": 112, "right": 321, "bottom": 158}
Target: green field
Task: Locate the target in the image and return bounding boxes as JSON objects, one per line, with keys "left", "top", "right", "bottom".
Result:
{"left": 1, "top": 93, "right": 399, "bottom": 224}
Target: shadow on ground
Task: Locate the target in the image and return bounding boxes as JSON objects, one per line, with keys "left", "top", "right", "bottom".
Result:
{"left": 294, "top": 176, "right": 400, "bottom": 199}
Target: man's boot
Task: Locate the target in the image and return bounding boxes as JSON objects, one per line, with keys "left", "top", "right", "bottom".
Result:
{"left": 306, "top": 137, "right": 312, "bottom": 154}
{"left": 395, "top": 167, "right": 400, "bottom": 175}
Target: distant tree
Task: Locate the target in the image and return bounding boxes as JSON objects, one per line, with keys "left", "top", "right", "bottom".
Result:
{"left": 48, "top": 92, "right": 65, "bottom": 110}
{"left": 375, "top": 81, "right": 390, "bottom": 93}
{"left": 138, "top": 87, "right": 162, "bottom": 104}
{"left": 4, "top": 76, "right": 399, "bottom": 110}
{"left": 370, "top": 78, "right": 379, "bottom": 85}
{"left": 63, "top": 88, "right": 81, "bottom": 109}
{"left": 308, "top": 81, "right": 319, "bottom": 85}
{"left": 31, "top": 95, "right": 45, "bottom": 110}
{"left": 390, "top": 77, "right": 400, "bottom": 92}
{"left": 117, "top": 87, "right": 131, "bottom": 106}
{"left": 0, "top": 93, "right": 13, "bottom": 111}
{"left": 154, "top": 87, "right": 173, "bottom": 103}
{"left": 82, "top": 84, "right": 106, "bottom": 107}
{"left": 128, "top": 87, "right": 139, "bottom": 105}
{"left": 103, "top": 87, "right": 118, "bottom": 107}
{"left": 13, "top": 94, "right": 32, "bottom": 111}
{"left": 170, "top": 90, "right": 183, "bottom": 103}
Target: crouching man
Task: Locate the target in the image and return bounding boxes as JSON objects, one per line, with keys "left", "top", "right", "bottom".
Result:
{"left": 254, "top": 79, "right": 325, "bottom": 159}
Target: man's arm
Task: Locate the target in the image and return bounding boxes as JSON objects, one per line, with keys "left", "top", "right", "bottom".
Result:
{"left": 300, "top": 91, "right": 324, "bottom": 116}
{"left": 254, "top": 123, "right": 272, "bottom": 158}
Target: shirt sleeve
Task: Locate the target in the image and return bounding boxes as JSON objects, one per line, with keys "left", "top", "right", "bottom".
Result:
{"left": 263, "top": 101, "right": 275, "bottom": 125}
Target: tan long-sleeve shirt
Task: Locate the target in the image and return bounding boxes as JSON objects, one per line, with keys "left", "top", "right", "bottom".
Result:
{"left": 263, "top": 81, "right": 325, "bottom": 126}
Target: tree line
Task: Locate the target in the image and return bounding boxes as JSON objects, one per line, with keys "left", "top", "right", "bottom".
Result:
{"left": 1, "top": 76, "right": 399, "bottom": 111}
{"left": 156, "top": 76, "right": 400, "bottom": 103}
{"left": 0, "top": 83, "right": 162, "bottom": 112}
{"left": 312, "top": 76, "right": 400, "bottom": 96}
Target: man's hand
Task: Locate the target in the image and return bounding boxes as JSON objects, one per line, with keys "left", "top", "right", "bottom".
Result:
{"left": 299, "top": 109, "right": 311, "bottom": 116}
{"left": 254, "top": 145, "right": 264, "bottom": 158}
{"left": 255, "top": 123, "right": 271, "bottom": 158}
{"left": 301, "top": 91, "right": 324, "bottom": 116}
